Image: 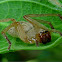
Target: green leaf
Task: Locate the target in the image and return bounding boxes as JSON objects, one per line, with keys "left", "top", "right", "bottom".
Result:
{"left": 0, "top": 0, "right": 62, "bottom": 54}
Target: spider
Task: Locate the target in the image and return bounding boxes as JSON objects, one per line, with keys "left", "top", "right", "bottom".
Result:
{"left": 0, "top": 14, "right": 62, "bottom": 50}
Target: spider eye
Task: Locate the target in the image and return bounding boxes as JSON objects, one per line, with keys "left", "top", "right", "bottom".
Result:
{"left": 45, "top": 31, "right": 48, "bottom": 33}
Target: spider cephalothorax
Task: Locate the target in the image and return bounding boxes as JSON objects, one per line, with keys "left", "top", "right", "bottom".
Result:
{"left": 35, "top": 30, "right": 51, "bottom": 45}
{"left": 39, "top": 31, "right": 51, "bottom": 44}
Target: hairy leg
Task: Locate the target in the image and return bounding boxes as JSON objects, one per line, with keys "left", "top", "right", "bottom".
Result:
{"left": 0, "top": 18, "right": 16, "bottom": 22}
{"left": 50, "top": 29, "right": 62, "bottom": 36}
{"left": 23, "top": 14, "right": 62, "bottom": 19}
{"left": 23, "top": 14, "right": 62, "bottom": 30}
{"left": 16, "top": 23, "right": 28, "bottom": 43}
{"left": 33, "top": 19, "right": 54, "bottom": 29}
{"left": 36, "top": 40, "right": 39, "bottom": 47}
{"left": 1, "top": 21, "right": 28, "bottom": 50}
{"left": 23, "top": 15, "right": 49, "bottom": 31}
{"left": 0, "top": 18, "right": 16, "bottom": 50}
{"left": 1, "top": 22, "right": 19, "bottom": 50}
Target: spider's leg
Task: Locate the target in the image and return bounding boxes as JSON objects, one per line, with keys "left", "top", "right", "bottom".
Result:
{"left": 0, "top": 18, "right": 16, "bottom": 22}
{"left": 58, "top": 14, "right": 62, "bottom": 20}
{"left": 23, "top": 14, "right": 62, "bottom": 30}
{"left": 23, "top": 15, "right": 49, "bottom": 31}
{"left": 1, "top": 22, "right": 19, "bottom": 50}
{"left": 35, "top": 34, "right": 40, "bottom": 47}
{"left": 33, "top": 19, "right": 54, "bottom": 29}
{"left": 2, "top": 32, "right": 11, "bottom": 50}
{"left": 16, "top": 22, "right": 28, "bottom": 43}
{"left": 0, "top": 18, "right": 17, "bottom": 50}
{"left": 23, "top": 14, "right": 62, "bottom": 20}
{"left": 50, "top": 29, "right": 62, "bottom": 36}
{"left": 36, "top": 40, "right": 39, "bottom": 47}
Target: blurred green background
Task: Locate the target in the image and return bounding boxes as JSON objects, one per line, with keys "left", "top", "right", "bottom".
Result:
{"left": 0, "top": 47, "right": 62, "bottom": 61}
{"left": 0, "top": 0, "right": 62, "bottom": 61}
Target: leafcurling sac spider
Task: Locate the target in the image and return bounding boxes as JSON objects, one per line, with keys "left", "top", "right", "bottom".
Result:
{"left": 0, "top": 14, "right": 62, "bottom": 50}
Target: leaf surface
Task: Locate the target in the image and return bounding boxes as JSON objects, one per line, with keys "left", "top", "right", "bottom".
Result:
{"left": 0, "top": 0, "right": 62, "bottom": 54}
